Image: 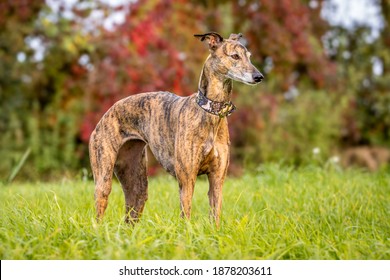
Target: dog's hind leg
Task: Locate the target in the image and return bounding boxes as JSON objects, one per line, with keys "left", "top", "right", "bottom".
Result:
{"left": 89, "top": 131, "right": 117, "bottom": 222}
{"left": 114, "top": 140, "right": 148, "bottom": 224}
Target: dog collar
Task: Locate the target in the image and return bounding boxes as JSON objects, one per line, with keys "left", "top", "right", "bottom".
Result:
{"left": 196, "top": 89, "right": 236, "bottom": 118}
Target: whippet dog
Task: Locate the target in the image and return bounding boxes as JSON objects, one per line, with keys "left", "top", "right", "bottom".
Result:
{"left": 89, "top": 32, "right": 263, "bottom": 226}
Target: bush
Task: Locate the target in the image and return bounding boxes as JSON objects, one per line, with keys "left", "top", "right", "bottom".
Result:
{"left": 230, "top": 89, "right": 346, "bottom": 167}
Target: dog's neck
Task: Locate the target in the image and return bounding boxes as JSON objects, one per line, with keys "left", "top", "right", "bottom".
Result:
{"left": 198, "top": 56, "right": 232, "bottom": 103}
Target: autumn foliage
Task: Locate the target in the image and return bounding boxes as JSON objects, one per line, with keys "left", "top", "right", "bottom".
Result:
{"left": 1, "top": 0, "right": 389, "bottom": 179}
{"left": 81, "top": 0, "right": 206, "bottom": 142}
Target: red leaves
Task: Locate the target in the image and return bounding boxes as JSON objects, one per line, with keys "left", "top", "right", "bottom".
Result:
{"left": 130, "top": 21, "right": 155, "bottom": 57}
{"left": 235, "top": 0, "right": 335, "bottom": 89}
{"left": 0, "top": 0, "right": 44, "bottom": 26}
{"left": 80, "top": 0, "right": 202, "bottom": 143}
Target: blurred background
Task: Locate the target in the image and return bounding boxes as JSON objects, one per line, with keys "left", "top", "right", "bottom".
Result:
{"left": 1, "top": 0, "right": 390, "bottom": 181}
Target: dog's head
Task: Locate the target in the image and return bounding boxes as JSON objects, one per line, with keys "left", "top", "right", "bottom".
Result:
{"left": 194, "top": 32, "right": 264, "bottom": 85}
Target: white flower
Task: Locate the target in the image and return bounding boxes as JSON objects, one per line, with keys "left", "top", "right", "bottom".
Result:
{"left": 312, "top": 147, "right": 321, "bottom": 155}
{"left": 330, "top": 156, "right": 340, "bottom": 163}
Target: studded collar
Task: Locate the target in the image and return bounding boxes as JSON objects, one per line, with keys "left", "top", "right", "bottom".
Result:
{"left": 195, "top": 89, "right": 236, "bottom": 118}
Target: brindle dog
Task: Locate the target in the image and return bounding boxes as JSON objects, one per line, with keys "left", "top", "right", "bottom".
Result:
{"left": 89, "top": 32, "right": 263, "bottom": 226}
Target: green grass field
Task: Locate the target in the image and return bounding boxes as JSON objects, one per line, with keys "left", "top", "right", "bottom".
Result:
{"left": 1, "top": 164, "right": 389, "bottom": 260}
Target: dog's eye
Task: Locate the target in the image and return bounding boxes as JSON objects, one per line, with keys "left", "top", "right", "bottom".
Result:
{"left": 231, "top": 54, "right": 240, "bottom": 60}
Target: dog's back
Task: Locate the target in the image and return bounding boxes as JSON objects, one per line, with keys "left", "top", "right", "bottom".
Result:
{"left": 90, "top": 91, "right": 200, "bottom": 177}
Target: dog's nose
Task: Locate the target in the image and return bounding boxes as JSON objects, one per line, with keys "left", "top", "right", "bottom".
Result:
{"left": 253, "top": 72, "right": 264, "bottom": 83}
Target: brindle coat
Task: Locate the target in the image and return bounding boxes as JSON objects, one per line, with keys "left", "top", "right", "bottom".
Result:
{"left": 89, "top": 32, "right": 263, "bottom": 226}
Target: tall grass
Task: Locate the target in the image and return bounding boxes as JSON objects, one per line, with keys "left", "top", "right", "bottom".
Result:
{"left": 0, "top": 164, "right": 389, "bottom": 260}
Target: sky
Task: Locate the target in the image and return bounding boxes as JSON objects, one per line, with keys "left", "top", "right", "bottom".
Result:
{"left": 322, "top": 0, "right": 384, "bottom": 36}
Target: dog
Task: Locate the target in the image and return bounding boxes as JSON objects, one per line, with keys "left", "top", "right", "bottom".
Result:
{"left": 89, "top": 32, "right": 263, "bottom": 226}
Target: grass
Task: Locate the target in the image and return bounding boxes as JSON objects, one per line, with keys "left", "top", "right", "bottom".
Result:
{"left": 0, "top": 164, "right": 389, "bottom": 260}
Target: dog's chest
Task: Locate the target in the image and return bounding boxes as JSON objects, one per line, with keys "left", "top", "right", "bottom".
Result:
{"left": 202, "top": 131, "right": 218, "bottom": 158}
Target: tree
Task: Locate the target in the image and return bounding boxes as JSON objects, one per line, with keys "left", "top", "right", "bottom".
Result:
{"left": 4, "top": 0, "right": 383, "bottom": 179}
{"left": 0, "top": 0, "right": 45, "bottom": 178}
{"left": 0, "top": 0, "right": 95, "bottom": 178}
{"left": 324, "top": 0, "right": 390, "bottom": 147}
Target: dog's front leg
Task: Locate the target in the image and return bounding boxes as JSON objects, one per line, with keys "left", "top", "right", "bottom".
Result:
{"left": 178, "top": 176, "right": 196, "bottom": 220}
{"left": 175, "top": 161, "right": 197, "bottom": 220}
{"left": 174, "top": 142, "right": 201, "bottom": 220}
{"left": 207, "top": 142, "right": 229, "bottom": 228}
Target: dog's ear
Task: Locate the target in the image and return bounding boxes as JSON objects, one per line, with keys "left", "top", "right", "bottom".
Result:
{"left": 194, "top": 32, "right": 224, "bottom": 52}
{"left": 228, "top": 33, "right": 243, "bottom": 41}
